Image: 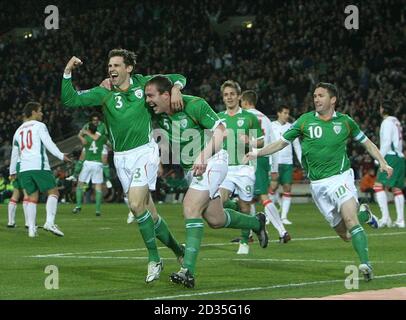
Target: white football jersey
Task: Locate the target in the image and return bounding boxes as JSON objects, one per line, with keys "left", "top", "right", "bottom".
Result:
{"left": 270, "top": 120, "right": 302, "bottom": 165}
{"left": 380, "top": 116, "right": 404, "bottom": 158}
{"left": 246, "top": 108, "right": 278, "bottom": 167}
{"left": 10, "top": 120, "right": 64, "bottom": 173}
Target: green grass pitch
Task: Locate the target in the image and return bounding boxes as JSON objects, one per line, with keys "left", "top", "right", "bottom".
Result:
{"left": 0, "top": 202, "right": 405, "bottom": 300}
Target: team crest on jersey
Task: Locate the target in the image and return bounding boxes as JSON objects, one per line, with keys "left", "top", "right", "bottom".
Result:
{"left": 180, "top": 119, "right": 188, "bottom": 128}
{"left": 333, "top": 124, "right": 342, "bottom": 134}
{"left": 237, "top": 119, "right": 244, "bottom": 127}
{"left": 134, "top": 89, "right": 143, "bottom": 99}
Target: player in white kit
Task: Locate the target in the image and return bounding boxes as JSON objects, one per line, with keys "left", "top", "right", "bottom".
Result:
{"left": 10, "top": 102, "right": 71, "bottom": 237}
{"left": 270, "top": 105, "right": 302, "bottom": 225}
{"left": 373, "top": 100, "right": 405, "bottom": 228}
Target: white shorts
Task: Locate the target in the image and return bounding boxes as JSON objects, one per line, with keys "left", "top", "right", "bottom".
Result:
{"left": 220, "top": 165, "right": 256, "bottom": 201}
{"left": 113, "top": 141, "right": 159, "bottom": 194}
{"left": 186, "top": 150, "right": 228, "bottom": 199}
{"left": 78, "top": 161, "right": 103, "bottom": 184}
{"left": 310, "top": 169, "right": 358, "bottom": 228}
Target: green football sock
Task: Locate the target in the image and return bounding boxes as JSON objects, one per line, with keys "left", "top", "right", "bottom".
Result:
{"left": 103, "top": 164, "right": 111, "bottom": 180}
{"left": 136, "top": 210, "right": 160, "bottom": 263}
{"left": 74, "top": 160, "right": 84, "bottom": 177}
{"left": 223, "top": 208, "right": 260, "bottom": 231}
{"left": 240, "top": 229, "right": 250, "bottom": 244}
{"left": 95, "top": 190, "right": 102, "bottom": 213}
{"left": 350, "top": 225, "right": 369, "bottom": 264}
{"left": 223, "top": 199, "right": 239, "bottom": 211}
{"left": 183, "top": 218, "right": 204, "bottom": 275}
{"left": 76, "top": 186, "right": 83, "bottom": 208}
{"left": 154, "top": 215, "right": 184, "bottom": 257}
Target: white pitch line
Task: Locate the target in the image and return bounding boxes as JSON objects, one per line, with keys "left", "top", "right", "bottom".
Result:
{"left": 27, "top": 231, "right": 406, "bottom": 258}
{"left": 29, "top": 254, "right": 406, "bottom": 265}
{"left": 143, "top": 272, "right": 406, "bottom": 300}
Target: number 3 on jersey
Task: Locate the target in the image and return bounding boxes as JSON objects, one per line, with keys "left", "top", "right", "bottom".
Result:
{"left": 19, "top": 130, "right": 33, "bottom": 150}
{"left": 308, "top": 126, "right": 322, "bottom": 139}
{"left": 115, "top": 96, "right": 123, "bottom": 109}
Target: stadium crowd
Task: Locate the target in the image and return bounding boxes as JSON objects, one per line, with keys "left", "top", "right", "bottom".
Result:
{"left": 0, "top": 0, "right": 405, "bottom": 197}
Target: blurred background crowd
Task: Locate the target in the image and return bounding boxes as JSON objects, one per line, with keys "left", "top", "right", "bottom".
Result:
{"left": 0, "top": 0, "right": 405, "bottom": 203}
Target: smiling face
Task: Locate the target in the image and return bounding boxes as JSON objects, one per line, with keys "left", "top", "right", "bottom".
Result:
{"left": 145, "top": 84, "right": 171, "bottom": 114}
{"left": 222, "top": 86, "right": 240, "bottom": 111}
{"left": 108, "top": 56, "right": 132, "bottom": 89}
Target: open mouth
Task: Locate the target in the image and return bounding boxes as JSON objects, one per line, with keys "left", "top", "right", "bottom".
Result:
{"left": 110, "top": 72, "right": 119, "bottom": 80}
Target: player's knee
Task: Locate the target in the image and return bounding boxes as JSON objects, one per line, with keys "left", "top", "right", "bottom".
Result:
{"left": 49, "top": 188, "right": 59, "bottom": 198}
{"left": 206, "top": 218, "right": 223, "bottom": 229}
{"left": 129, "top": 201, "right": 147, "bottom": 215}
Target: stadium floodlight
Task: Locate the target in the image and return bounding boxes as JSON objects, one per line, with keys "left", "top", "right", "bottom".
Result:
{"left": 243, "top": 21, "right": 253, "bottom": 29}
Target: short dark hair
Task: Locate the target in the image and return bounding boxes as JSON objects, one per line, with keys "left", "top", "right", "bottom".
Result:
{"left": 381, "top": 99, "right": 395, "bottom": 116}
{"left": 108, "top": 48, "right": 137, "bottom": 71}
{"left": 88, "top": 123, "right": 97, "bottom": 134}
{"left": 90, "top": 112, "right": 102, "bottom": 121}
{"left": 23, "top": 102, "right": 41, "bottom": 118}
{"left": 241, "top": 90, "right": 257, "bottom": 106}
{"left": 145, "top": 75, "right": 173, "bottom": 94}
{"left": 277, "top": 105, "right": 290, "bottom": 113}
{"left": 315, "top": 82, "right": 339, "bottom": 106}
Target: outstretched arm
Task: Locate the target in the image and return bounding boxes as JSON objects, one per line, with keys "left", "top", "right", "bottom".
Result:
{"left": 362, "top": 138, "right": 393, "bottom": 178}
{"left": 243, "top": 139, "right": 289, "bottom": 164}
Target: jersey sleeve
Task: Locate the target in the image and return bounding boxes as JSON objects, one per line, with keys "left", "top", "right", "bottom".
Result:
{"left": 346, "top": 115, "right": 368, "bottom": 143}
{"left": 38, "top": 123, "right": 65, "bottom": 160}
{"left": 9, "top": 135, "right": 19, "bottom": 175}
{"left": 61, "top": 75, "right": 108, "bottom": 107}
{"left": 188, "top": 98, "right": 222, "bottom": 131}
{"left": 282, "top": 116, "right": 305, "bottom": 142}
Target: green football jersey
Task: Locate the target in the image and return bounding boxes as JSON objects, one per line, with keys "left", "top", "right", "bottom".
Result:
{"left": 282, "top": 111, "right": 367, "bottom": 180}
{"left": 84, "top": 135, "right": 107, "bottom": 162}
{"left": 154, "top": 95, "right": 221, "bottom": 170}
{"left": 218, "top": 108, "right": 263, "bottom": 165}
{"left": 61, "top": 73, "right": 186, "bottom": 152}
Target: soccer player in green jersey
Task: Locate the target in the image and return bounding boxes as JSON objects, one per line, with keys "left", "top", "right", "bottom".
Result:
{"left": 217, "top": 81, "right": 271, "bottom": 254}
{"left": 144, "top": 76, "right": 268, "bottom": 288}
{"left": 245, "top": 82, "right": 393, "bottom": 281}
{"left": 61, "top": 49, "right": 186, "bottom": 283}
{"left": 67, "top": 112, "right": 113, "bottom": 188}
{"left": 72, "top": 122, "right": 107, "bottom": 216}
